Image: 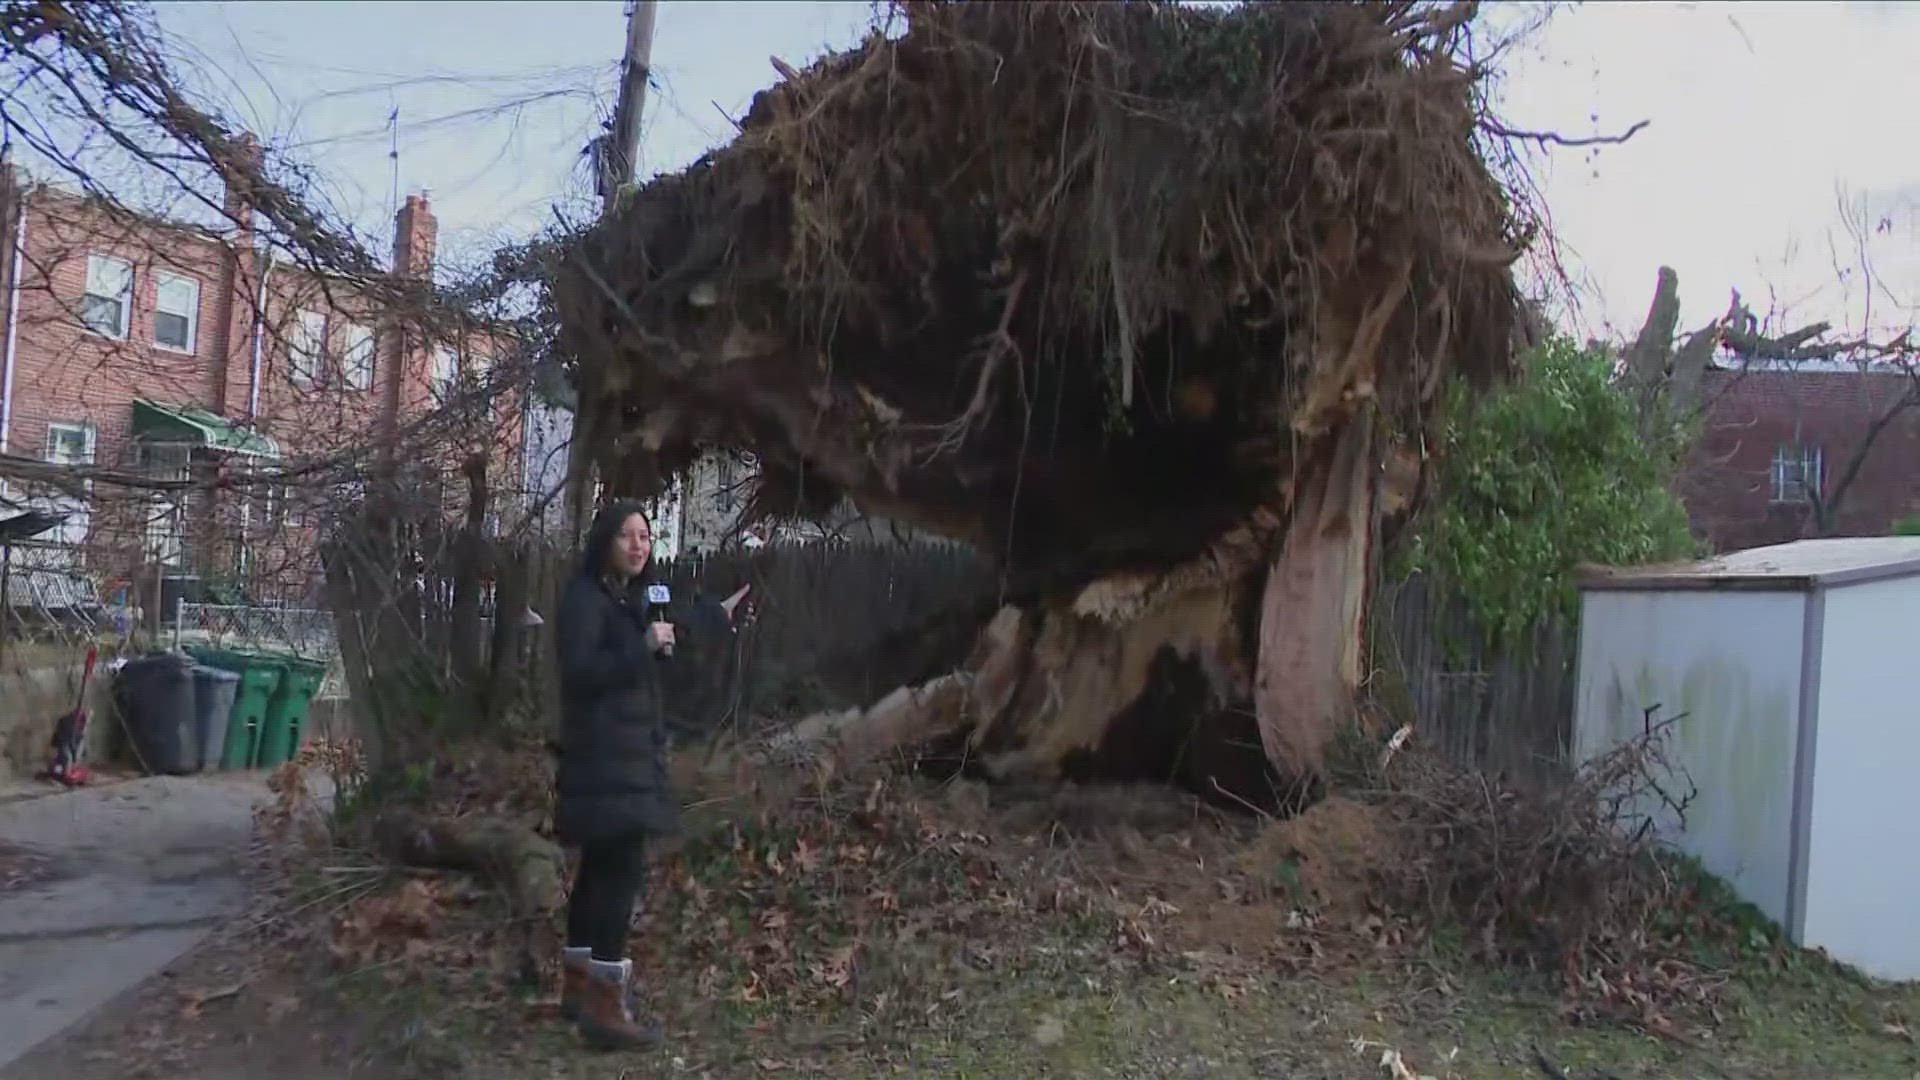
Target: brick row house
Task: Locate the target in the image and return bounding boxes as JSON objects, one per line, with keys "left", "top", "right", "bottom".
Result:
{"left": 1681, "top": 361, "right": 1920, "bottom": 551}
{"left": 0, "top": 141, "right": 520, "bottom": 607}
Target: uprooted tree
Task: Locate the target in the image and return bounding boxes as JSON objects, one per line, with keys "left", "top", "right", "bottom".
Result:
{"left": 553, "top": 1, "right": 1534, "bottom": 803}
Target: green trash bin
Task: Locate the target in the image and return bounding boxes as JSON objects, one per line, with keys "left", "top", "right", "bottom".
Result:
{"left": 258, "top": 658, "right": 327, "bottom": 768}
{"left": 186, "top": 647, "right": 286, "bottom": 770}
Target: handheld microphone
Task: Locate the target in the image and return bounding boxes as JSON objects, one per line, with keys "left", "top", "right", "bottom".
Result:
{"left": 644, "top": 582, "right": 675, "bottom": 659}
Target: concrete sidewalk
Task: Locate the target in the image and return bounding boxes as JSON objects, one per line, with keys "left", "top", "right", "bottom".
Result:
{"left": 0, "top": 775, "right": 267, "bottom": 1070}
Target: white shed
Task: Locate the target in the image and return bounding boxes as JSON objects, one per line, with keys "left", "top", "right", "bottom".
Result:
{"left": 1574, "top": 537, "right": 1920, "bottom": 981}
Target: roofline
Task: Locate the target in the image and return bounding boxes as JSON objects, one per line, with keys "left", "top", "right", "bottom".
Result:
{"left": 24, "top": 180, "right": 232, "bottom": 248}
{"left": 1576, "top": 555, "right": 1920, "bottom": 593}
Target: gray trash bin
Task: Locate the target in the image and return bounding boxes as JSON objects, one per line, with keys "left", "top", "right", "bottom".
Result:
{"left": 119, "top": 651, "right": 197, "bottom": 775}
{"left": 190, "top": 664, "right": 241, "bottom": 772}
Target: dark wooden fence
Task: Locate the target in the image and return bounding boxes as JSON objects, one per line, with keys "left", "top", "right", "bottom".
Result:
{"left": 514, "top": 539, "right": 998, "bottom": 738}
{"left": 654, "top": 540, "right": 998, "bottom": 724}
{"left": 1371, "top": 573, "right": 1578, "bottom": 783}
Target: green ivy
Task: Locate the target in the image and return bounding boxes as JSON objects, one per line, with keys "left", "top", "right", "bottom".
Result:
{"left": 1396, "top": 337, "right": 1697, "bottom": 650}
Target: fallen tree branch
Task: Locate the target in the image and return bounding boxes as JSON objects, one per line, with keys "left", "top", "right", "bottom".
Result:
{"left": 369, "top": 809, "right": 565, "bottom": 985}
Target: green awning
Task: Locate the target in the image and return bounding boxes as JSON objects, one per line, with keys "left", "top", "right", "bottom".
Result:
{"left": 131, "top": 400, "right": 280, "bottom": 459}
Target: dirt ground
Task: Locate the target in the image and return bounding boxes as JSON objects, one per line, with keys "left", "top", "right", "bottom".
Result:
{"left": 6, "top": 767, "right": 1919, "bottom": 1080}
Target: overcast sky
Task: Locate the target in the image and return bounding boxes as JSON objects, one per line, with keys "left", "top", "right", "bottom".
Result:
{"left": 143, "top": 0, "right": 1920, "bottom": 343}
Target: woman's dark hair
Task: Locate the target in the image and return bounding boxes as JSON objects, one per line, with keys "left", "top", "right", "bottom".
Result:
{"left": 579, "top": 499, "right": 653, "bottom": 578}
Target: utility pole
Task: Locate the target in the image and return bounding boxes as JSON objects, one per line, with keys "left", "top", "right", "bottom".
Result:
{"left": 600, "top": 0, "right": 657, "bottom": 206}
{"left": 564, "top": 0, "right": 657, "bottom": 538}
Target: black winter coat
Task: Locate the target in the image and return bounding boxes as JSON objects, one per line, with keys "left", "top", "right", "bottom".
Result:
{"left": 551, "top": 503, "right": 735, "bottom": 845}
{"left": 552, "top": 570, "right": 679, "bottom": 843}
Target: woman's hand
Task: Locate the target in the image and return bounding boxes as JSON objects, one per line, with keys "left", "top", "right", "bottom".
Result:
{"left": 645, "top": 621, "right": 676, "bottom": 656}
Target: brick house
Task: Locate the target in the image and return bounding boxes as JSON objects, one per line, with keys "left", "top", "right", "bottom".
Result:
{"left": 0, "top": 141, "right": 519, "bottom": 604}
{"left": 1682, "top": 362, "right": 1920, "bottom": 551}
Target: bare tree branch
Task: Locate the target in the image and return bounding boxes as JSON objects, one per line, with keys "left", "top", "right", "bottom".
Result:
{"left": 1480, "top": 118, "right": 1650, "bottom": 148}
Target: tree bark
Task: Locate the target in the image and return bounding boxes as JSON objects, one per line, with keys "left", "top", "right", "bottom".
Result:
{"left": 1253, "top": 410, "right": 1378, "bottom": 781}
{"left": 448, "top": 454, "right": 489, "bottom": 715}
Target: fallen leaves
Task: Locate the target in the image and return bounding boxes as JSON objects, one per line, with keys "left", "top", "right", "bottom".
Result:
{"left": 810, "top": 945, "right": 855, "bottom": 989}
{"left": 329, "top": 877, "right": 461, "bottom": 976}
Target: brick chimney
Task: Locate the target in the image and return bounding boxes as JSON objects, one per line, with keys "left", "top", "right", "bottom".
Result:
{"left": 392, "top": 191, "right": 437, "bottom": 279}
{"left": 380, "top": 191, "right": 440, "bottom": 446}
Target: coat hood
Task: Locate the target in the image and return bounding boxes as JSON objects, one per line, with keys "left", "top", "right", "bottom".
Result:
{"left": 579, "top": 499, "right": 653, "bottom": 579}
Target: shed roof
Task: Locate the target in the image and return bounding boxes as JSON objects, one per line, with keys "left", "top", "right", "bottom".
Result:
{"left": 1577, "top": 537, "right": 1920, "bottom": 593}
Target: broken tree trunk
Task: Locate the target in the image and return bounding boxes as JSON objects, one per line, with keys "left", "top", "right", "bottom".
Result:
{"left": 745, "top": 479, "right": 1380, "bottom": 807}
{"left": 1254, "top": 411, "right": 1379, "bottom": 782}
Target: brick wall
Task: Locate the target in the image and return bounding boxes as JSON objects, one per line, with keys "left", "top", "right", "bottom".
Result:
{"left": 0, "top": 161, "right": 523, "bottom": 603}
{"left": 6, "top": 190, "right": 238, "bottom": 474}
{"left": 1681, "top": 367, "right": 1920, "bottom": 551}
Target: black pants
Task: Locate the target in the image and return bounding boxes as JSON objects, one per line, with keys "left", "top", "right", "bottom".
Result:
{"left": 566, "top": 834, "right": 648, "bottom": 961}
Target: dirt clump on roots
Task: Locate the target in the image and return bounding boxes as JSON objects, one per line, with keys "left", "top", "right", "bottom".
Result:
{"left": 552, "top": 0, "right": 1530, "bottom": 579}
{"left": 1236, "top": 796, "right": 1403, "bottom": 922}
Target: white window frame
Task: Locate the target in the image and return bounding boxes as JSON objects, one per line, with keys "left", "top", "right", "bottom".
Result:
{"left": 39, "top": 422, "right": 97, "bottom": 550}
{"left": 80, "top": 254, "right": 134, "bottom": 340}
{"left": 341, "top": 322, "right": 376, "bottom": 391}
{"left": 44, "top": 421, "right": 97, "bottom": 467}
{"left": 290, "top": 309, "right": 328, "bottom": 388}
{"left": 1770, "top": 443, "right": 1824, "bottom": 505}
{"left": 429, "top": 344, "right": 458, "bottom": 402}
{"left": 152, "top": 271, "right": 200, "bottom": 354}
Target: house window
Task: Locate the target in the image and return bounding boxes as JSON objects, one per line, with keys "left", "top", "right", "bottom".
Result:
{"left": 80, "top": 255, "right": 133, "bottom": 339}
{"left": 467, "top": 350, "right": 498, "bottom": 420}
{"left": 40, "top": 422, "right": 97, "bottom": 550}
{"left": 45, "top": 422, "right": 97, "bottom": 468}
{"left": 430, "top": 345, "right": 458, "bottom": 402}
{"left": 153, "top": 272, "right": 200, "bottom": 353}
{"left": 132, "top": 441, "right": 193, "bottom": 482}
{"left": 341, "top": 323, "right": 375, "bottom": 391}
{"left": 290, "top": 309, "right": 327, "bottom": 387}
{"left": 1771, "top": 444, "right": 1824, "bottom": 505}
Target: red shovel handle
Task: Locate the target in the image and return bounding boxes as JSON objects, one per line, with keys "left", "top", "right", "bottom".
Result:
{"left": 75, "top": 645, "right": 99, "bottom": 703}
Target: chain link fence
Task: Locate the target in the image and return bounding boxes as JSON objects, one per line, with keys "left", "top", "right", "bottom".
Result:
{"left": 176, "top": 601, "right": 345, "bottom": 698}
